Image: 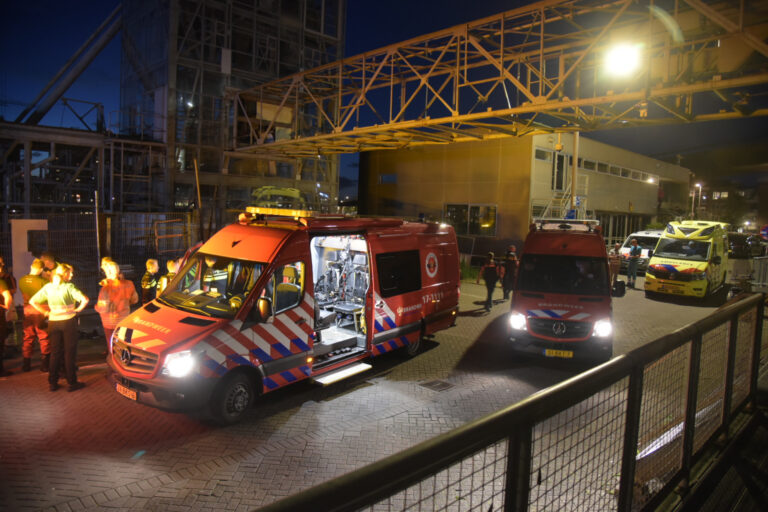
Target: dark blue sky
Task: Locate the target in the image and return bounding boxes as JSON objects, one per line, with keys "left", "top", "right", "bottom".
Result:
{"left": 1, "top": 1, "right": 765, "bottom": 184}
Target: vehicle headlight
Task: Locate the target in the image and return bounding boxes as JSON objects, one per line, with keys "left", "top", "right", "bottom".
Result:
{"left": 509, "top": 312, "right": 527, "bottom": 331}
{"left": 163, "top": 350, "right": 196, "bottom": 378}
{"left": 593, "top": 319, "right": 613, "bottom": 338}
{"left": 692, "top": 272, "right": 707, "bottom": 280}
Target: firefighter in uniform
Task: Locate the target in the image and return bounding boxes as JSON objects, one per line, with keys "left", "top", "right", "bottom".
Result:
{"left": 19, "top": 259, "right": 50, "bottom": 372}
{"left": 477, "top": 252, "right": 500, "bottom": 312}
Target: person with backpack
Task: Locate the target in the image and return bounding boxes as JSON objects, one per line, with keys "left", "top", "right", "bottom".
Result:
{"left": 477, "top": 252, "right": 500, "bottom": 312}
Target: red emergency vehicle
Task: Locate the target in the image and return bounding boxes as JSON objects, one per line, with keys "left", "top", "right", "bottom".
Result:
{"left": 507, "top": 219, "right": 623, "bottom": 363}
{"left": 107, "top": 207, "right": 460, "bottom": 423}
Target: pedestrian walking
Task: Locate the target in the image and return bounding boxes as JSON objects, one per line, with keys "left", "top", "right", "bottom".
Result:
{"left": 627, "top": 238, "right": 642, "bottom": 288}
{"left": 95, "top": 260, "right": 138, "bottom": 354}
{"left": 19, "top": 259, "right": 50, "bottom": 372}
{"left": 0, "top": 268, "right": 16, "bottom": 376}
{"left": 501, "top": 246, "right": 518, "bottom": 300}
{"left": 476, "top": 252, "right": 500, "bottom": 312}
{"left": 29, "top": 263, "right": 89, "bottom": 392}
{"left": 141, "top": 258, "right": 160, "bottom": 304}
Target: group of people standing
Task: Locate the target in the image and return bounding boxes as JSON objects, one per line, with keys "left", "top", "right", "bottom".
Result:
{"left": 0, "top": 253, "right": 180, "bottom": 392}
{"left": 476, "top": 246, "right": 519, "bottom": 312}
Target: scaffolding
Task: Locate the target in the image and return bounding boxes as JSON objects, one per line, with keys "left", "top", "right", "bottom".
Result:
{"left": 0, "top": 0, "right": 346, "bottom": 220}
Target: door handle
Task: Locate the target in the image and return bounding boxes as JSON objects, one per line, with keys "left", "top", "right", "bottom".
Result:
{"left": 375, "top": 300, "right": 384, "bottom": 308}
{"left": 295, "top": 318, "right": 306, "bottom": 325}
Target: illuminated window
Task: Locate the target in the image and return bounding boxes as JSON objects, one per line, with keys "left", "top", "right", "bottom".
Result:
{"left": 444, "top": 204, "right": 497, "bottom": 236}
{"left": 379, "top": 173, "right": 397, "bottom": 184}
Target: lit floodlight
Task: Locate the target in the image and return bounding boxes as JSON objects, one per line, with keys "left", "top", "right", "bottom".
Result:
{"left": 605, "top": 43, "right": 641, "bottom": 77}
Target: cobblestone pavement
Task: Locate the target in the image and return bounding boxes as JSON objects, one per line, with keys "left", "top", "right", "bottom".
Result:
{"left": 0, "top": 278, "right": 721, "bottom": 511}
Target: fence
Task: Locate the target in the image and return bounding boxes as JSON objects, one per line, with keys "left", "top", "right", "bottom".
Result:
{"left": 0, "top": 209, "right": 240, "bottom": 301}
{"left": 257, "top": 292, "right": 766, "bottom": 512}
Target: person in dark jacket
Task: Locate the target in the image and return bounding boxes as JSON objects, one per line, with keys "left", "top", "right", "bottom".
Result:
{"left": 476, "top": 252, "right": 500, "bottom": 312}
{"left": 501, "top": 246, "right": 518, "bottom": 300}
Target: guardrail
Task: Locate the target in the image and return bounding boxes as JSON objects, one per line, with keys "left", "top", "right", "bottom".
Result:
{"left": 257, "top": 293, "right": 766, "bottom": 512}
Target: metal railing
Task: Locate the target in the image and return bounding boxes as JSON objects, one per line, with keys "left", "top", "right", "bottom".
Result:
{"left": 257, "top": 293, "right": 766, "bottom": 512}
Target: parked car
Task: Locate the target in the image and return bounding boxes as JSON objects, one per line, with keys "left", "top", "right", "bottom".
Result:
{"left": 728, "top": 232, "right": 765, "bottom": 258}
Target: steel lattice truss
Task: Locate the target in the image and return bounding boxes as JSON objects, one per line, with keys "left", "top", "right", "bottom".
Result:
{"left": 232, "top": 0, "right": 768, "bottom": 158}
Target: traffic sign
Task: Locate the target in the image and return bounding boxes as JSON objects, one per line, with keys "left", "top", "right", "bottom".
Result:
{"left": 761, "top": 224, "right": 768, "bottom": 241}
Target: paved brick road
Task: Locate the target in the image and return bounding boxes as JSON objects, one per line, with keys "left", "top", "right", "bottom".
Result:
{"left": 0, "top": 278, "right": 721, "bottom": 511}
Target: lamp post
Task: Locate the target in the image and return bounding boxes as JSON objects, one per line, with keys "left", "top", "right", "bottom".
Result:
{"left": 695, "top": 183, "right": 702, "bottom": 217}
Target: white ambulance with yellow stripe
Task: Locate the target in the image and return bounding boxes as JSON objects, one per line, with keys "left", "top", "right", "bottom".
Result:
{"left": 107, "top": 208, "right": 460, "bottom": 424}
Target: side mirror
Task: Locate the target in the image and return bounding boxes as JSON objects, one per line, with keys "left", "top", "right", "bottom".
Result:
{"left": 256, "top": 297, "right": 272, "bottom": 322}
{"left": 712, "top": 255, "right": 722, "bottom": 265}
{"left": 647, "top": 250, "right": 653, "bottom": 258}
{"left": 241, "top": 297, "right": 273, "bottom": 331}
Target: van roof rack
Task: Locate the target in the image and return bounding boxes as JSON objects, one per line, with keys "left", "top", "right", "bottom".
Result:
{"left": 531, "top": 218, "right": 600, "bottom": 232}
{"left": 243, "top": 206, "right": 315, "bottom": 220}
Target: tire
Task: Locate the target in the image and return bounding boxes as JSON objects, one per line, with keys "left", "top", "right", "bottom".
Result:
{"left": 209, "top": 372, "right": 256, "bottom": 425}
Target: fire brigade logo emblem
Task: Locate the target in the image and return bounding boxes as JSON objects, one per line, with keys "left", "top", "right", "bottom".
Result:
{"left": 425, "top": 252, "right": 438, "bottom": 278}
{"left": 121, "top": 348, "right": 132, "bottom": 365}
{"left": 552, "top": 321, "right": 567, "bottom": 336}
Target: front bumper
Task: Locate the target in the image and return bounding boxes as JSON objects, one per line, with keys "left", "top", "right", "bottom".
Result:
{"left": 107, "top": 355, "right": 216, "bottom": 411}
{"left": 508, "top": 332, "right": 612, "bottom": 361}
{"left": 643, "top": 274, "right": 707, "bottom": 298}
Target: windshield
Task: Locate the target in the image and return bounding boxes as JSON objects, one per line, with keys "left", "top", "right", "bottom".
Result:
{"left": 518, "top": 255, "right": 609, "bottom": 296}
{"left": 653, "top": 238, "right": 710, "bottom": 261}
{"left": 159, "top": 252, "right": 264, "bottom": 318}
{"left": 622, "top": 236, "right": 660, "bottom": 250}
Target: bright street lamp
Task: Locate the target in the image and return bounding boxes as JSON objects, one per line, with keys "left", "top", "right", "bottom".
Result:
{"left": 605, "top": 43, "right": 642, "bottom": 77}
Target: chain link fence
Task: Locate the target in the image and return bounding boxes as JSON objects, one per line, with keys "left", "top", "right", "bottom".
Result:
{"left": 257, "top": 293, "right": 765, "bottom": 512}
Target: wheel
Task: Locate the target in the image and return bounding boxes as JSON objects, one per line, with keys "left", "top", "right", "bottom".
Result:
{"left": 209, "top": 372, "right": 255, "bottom": 425}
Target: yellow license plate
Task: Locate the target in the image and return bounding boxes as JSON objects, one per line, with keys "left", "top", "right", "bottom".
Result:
{"left": 116, "top": 382, "right": 137, "bottom": 401}
{"left": 545, "top": 349, "right": 574, "bottom": 359}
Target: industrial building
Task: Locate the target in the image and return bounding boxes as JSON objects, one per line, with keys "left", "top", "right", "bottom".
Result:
{"left": 0, "top": 0, "right": 347, "bottom": 222}
{"left": 358, "top": 133, "right": 691, "bottom": 248}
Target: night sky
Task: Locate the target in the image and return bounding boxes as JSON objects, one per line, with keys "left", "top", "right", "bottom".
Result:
{"left": 2, "top": 1, "right": 766, "bottom": 187}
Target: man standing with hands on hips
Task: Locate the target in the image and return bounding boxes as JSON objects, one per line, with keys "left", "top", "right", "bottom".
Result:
{"left": 30, "top": 264, "right": 89, "bottom": 392}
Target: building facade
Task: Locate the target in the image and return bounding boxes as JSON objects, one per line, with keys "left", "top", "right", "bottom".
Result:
{"left": 359, "top": 133, "right": 691, "bottom": 250}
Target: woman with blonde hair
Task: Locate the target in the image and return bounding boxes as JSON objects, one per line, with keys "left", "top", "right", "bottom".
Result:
{"left": 30, "top": 263, "right": 89, "bottom": 392}
{"left": 95, "top": 260, "right": 138, "bottom": 354}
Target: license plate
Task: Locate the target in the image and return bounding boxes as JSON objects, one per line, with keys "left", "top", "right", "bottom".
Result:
{"left": 116, "top": 382, "right": 137, "bottom": 401}
{"left": 545, "top": 349, "right": 574, "bottom": 359}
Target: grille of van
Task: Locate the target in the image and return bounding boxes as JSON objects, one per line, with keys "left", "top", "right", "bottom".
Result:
{"left": 647, "top": 268, "right": 696, "bottom": 281}
{"left": 113, "top": 338, "right": 159, "bottom": 374}
{"left": 528, "top": 318, "right": 593, "bottom": 339}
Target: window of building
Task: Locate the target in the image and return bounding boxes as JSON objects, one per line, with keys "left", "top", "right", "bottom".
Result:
{"left": 469, "top": 205, "right": 497, "bottom": 236}
{"left": 445, "top": 204, "right": 497, "bottom": 236}
{"left": 535, "top": 148, "right": 552, "bottom": 161}
{"left": 444, "top": 204, "right": 468, "bottom": 235}
{"left": 610, "top": 166, "right": 621, "bottom": 176}
{"left": 379, "top": 173, "right": 397, "bottom": 184}
{"left": 713, "top": 191, "right": 720, "bottom": 200}
{"left": 583, "top": 160, "right": 596, "bottom": 171}
{"left": 597, "top": 162, "right": 608, "bottom": 173}
{"left": 376, "top": 250, "right": 421, "bottom": 298}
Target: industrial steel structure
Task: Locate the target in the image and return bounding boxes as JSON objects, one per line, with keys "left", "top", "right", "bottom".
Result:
{"left": 234, "top": 0, "right": 768, "bottom": 159}
{"left": 0, "top": 0, "right": 345, "bottom": 220}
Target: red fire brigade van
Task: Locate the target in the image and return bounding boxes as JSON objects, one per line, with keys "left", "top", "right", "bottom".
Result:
{"left": 507, "top": 220, "right": 623, "bottom": 363}
{"left": 107, "top": 208, "right": 460, "bottom": 424}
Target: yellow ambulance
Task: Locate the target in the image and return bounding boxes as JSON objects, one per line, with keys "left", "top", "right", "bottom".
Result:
{"left": 644, "top": 220, "right": 728, "bottom": 299}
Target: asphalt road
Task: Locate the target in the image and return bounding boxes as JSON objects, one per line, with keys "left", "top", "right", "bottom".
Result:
{"left": 0, "top": 276, "right": 721, "bottom": 511}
